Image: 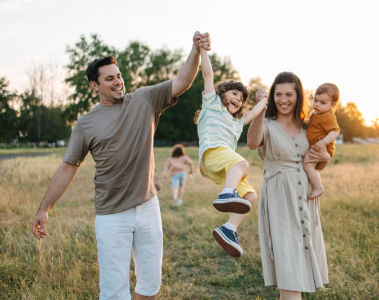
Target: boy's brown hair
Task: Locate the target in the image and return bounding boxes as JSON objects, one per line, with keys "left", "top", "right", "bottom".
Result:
{"left": 194, "top": 80, "right": 248, "bottom": 124}
{"left": 315, "top": 83, "right": 339, "bottom": 103}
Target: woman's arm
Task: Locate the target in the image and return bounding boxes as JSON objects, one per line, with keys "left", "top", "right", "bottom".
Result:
{"left": 307, "top": 147, "right": 330, "bottom": 170}
{"left": 247, "top": 88, "right": 268, "bottom": 149}
{"left": 247, "top": 110, "right": 266, "bottom": 149}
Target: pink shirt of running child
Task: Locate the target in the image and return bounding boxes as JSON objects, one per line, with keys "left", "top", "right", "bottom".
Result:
{"left": 165, "top": 156, "right": 193, "bottom": 176}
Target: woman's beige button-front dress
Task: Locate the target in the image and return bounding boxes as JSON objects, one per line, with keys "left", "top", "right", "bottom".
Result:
{"left": 258, "top": 119, "right": 328, "bottom": 292}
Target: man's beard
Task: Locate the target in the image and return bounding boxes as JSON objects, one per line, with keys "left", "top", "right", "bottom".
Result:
{"left": 111, "top": 93, "right": 125, "bottom": 103}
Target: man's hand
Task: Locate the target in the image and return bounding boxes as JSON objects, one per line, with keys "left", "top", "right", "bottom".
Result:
{"left": 32, "top": 210, "right": 49, "bottom": 240}
{"left": 193, "top": 31, "right": 211, "bottom": 52}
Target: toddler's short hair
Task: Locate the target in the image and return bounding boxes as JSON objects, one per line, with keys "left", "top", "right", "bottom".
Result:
{"left": 315, "top": 83, "right": 339, "bottom": 103}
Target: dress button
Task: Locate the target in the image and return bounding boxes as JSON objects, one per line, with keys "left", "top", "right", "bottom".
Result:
{"left": 298, "top": 196, "right": 302, "bottom": 200}
{"left": 299, "top": 207, "right": 303, "bottom": 211}
{"left": 297, "top": 153, "right": 301, "bottom": 157}
{"left": 298, "top": 181, "right": 301, "bottom": 185}
{"left": 295, "top": 143, "right": 298, "bottom": 147}
{"left": 303, "top": 234, "right": 306, "bottom": 238}
{"left": 305, "top": 246, "right": 309, "bottom": 250}
{"left": 301, "top": 220, "right": 304, "bottom": 224}
{"left": 296, "top": 161, "right": 299, "bottom": 164}
{"left": 297, "top": 168, "right": 301, "bottom": 172}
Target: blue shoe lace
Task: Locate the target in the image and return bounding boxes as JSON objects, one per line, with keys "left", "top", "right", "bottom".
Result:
{"left": 232, "top": 231, "right": 240, "bottom": 244}
{"left": 220, "top": 226, "right": 240, "bottom": 244}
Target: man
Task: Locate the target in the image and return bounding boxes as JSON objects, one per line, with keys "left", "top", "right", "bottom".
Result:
{"left": 32, "top": 31, "right": 211, "bottom": 300}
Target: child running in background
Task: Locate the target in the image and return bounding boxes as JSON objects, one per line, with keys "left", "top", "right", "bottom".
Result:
{"left": 194, "top": 47, "right": 268, "bottom": 258}
{"left": 304, "top": 83, "right": 340, "bottom": 199}
{"left": 163, "top": 144, "right": 194, "bottom": 207}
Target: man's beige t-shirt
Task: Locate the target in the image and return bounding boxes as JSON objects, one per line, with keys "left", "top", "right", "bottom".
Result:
{"left": 64, "top": 80, "right": 176, "bottom": 215}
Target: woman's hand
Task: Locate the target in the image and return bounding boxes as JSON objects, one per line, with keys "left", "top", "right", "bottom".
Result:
{"left": 256, "top": 87, "right": 268, "bottom": 102}
{"left": 307, "top": 146, "right": 330, "bottom": 170}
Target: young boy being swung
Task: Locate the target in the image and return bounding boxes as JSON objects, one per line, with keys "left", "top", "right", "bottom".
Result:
{"left": 304, "top": 83, "right": 340, "bottom": 199}
{"left": 195, "top": 47, "right": 268, "bottom": 258}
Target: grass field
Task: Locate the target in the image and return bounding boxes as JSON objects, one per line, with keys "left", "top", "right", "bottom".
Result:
{"left": 0, "top": 144, "right": 378, "bottom": 299}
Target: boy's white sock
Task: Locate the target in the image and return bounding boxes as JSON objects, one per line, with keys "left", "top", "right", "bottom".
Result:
{"left": 220, "top": 187, "right": 234, "bottom": 195}
{"left": 223, "top": 222, "right": 237, "bottom": 232}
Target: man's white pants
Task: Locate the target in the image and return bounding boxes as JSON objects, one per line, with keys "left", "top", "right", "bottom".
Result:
{"left": 95, "top": 196, "right": 163, "bottom": 300}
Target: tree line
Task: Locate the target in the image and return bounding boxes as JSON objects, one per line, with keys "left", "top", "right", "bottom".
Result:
{"left": 1, "top": 34, "right": 378, "bottom": 145}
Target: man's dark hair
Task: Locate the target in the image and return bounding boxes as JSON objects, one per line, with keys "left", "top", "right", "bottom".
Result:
{"left": 86, "top": 56, "right": 118, "bottom": 83}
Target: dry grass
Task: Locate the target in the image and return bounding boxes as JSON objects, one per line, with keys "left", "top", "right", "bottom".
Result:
{"left": 0, "top": 144, "right": 378, "bottom": 299}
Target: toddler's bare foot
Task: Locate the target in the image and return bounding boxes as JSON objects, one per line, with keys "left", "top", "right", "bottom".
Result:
{"left": 308, "top": 187, "right": 325, "bottom": 200}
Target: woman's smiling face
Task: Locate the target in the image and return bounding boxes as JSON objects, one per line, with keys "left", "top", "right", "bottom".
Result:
{"left": 273, "top": 83, "right": 297, "bottom": 116}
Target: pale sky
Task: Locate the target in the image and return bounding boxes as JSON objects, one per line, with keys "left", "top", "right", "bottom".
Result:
{"left": 1, "top": 0, "right": 378, "bottom": 124}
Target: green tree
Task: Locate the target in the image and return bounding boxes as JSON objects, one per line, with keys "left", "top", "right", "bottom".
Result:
{"left": 18, "top": 91, "right": 43, "bottom": 142}
{"left": 247, "top": 76, "right": 266, "bottom": 105}
{"left": 65, "top": 34, "right": 117, "bottom": 121}
{"left": 0, "top": 77, "right": 18, "bottom": 143}
{"left": 39, "top": 106, "right": 71, "bottom": 142}
{"left": 64, "top": 34, "right": 183, "bottom": 121}
{"left": 369, "top": 118, "right": 379, "bottom": 137}
{"left": 116, "top": 41, "right": 151, "bottom": 92}
{"left": 335, "top": 102, "right": 366, "bottom": 142}
{"left": 18, "top": 91, "right": 70, "bottom": 143}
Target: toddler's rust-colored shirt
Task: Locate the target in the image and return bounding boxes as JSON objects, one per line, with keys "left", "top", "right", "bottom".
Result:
{"left": 306, "top": 109, "right": 339, "bottom": 157}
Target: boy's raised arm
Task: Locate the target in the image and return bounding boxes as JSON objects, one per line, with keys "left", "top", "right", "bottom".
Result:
{"left": 172, "top": 32, "right": 211, "bottom": 98}
{"left": 200, "top": 48, "right": 214, "bottom": 94}
{"left": 243, "top": 97, "right": 268, "bottom": 125}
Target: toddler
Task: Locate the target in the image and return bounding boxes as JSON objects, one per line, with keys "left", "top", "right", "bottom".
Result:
{"left": 304, "top": 83, "right": 340, "bottom": 199}
{"left": 195, "top": 48, "right": 267, "bottom": 258}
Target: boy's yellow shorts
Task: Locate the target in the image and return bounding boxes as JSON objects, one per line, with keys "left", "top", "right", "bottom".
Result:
{"left": 201, "top": 146, "right": 255, "bottom": 197}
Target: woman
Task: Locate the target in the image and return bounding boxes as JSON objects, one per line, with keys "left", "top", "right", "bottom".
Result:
{"left": 247, "top": 72, "right": 330, "bottom": 300}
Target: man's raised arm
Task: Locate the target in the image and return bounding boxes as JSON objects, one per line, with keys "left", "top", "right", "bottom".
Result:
{"left": 171, "top": 31, "right": 211, "bottom": 98}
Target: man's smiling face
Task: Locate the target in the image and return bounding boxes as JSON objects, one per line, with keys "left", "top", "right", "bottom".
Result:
{"left": 90, "top": 64, "right": 125, "bottom": 105}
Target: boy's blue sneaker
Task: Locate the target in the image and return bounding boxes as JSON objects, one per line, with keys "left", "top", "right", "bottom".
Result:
{"left": 213, "top": 189, "right": 251, "bottom": 214}
{"left": 213, "top": 225, "right": 243, "bottom": 258}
